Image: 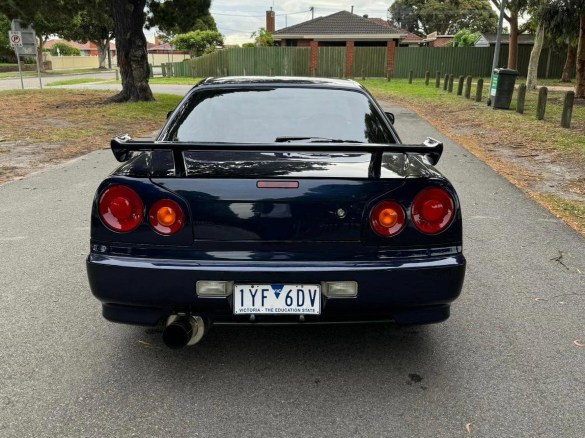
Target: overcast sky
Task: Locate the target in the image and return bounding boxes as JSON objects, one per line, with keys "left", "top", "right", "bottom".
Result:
{"left": 145, "top": 1, "right": 394, "bottom": 45}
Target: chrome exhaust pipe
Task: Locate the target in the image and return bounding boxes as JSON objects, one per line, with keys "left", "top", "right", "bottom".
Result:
{"left": 162, "top": 315, "right": 205, "bottom": 349}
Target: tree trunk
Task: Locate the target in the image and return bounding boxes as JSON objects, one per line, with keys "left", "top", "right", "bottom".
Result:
{"left": 95, "top": 39, "right": 108, "bottom": 69}
{"left": 37, "top": 35, "right": 46, "bottom": 73}
{"left": 110, "top": 0, "right": 154, "bottom": 102}
{"left": 526, "top": 22, "right": 545, "bottom": 90}
{"left": 562, "top": 44, "right": 576, "bottom": 83}
{"left": 576, "top": 14, "right": 585, "bottom": 98}
{"left": 508, "top": 12, "right": 519, "bottom": 70}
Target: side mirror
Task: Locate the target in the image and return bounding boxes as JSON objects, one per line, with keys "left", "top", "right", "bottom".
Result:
{"left": 167, "top": 110, "right": 173, "bottom": 119}
{"left": 385, "top": 112, "right": 395, "bottom": 124}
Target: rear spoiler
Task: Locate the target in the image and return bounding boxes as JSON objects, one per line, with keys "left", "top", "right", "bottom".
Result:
{"left": 111, "top": 135, "right": 443, "bottom": 177}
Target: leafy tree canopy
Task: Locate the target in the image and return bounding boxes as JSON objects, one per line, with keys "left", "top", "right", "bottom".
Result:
{"left": 172, "top": 30, "right": 223, "bottom": 57}
{"left": 59, "top": 1, "right": 113, "bottom": 44}
{"left": 251, "top": 27, "right": 275, "bottom": 46}
{"left": 0, "top": 13, "right": 15, "bottom": 61}
{"left": 147, "top": 0, "right": 213, "bottom": 35}
{"left": 50, "top": 42, "right": 80, "bottom": 56}
{"left": 451, "top": 29, "right": 480, "bottom": 46}
{"left": 0, "top": 0, "right": 76, "bottom": 44}
{"left": 388, "top": 0, "right": 498, "bottom": 35}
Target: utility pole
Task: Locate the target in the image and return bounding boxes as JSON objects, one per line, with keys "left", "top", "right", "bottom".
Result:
{"left": 488, "top": 0, "right": 506, "bottom": 105}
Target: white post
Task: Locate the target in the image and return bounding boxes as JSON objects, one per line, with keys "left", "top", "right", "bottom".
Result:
{"left": 488, "top": 0, "right": 506, "bottom": 105}
{"left": 36, "top": 50, "right": 43, "bottom": 89}
{"left": 15, "top": 49, "right": 24, "bottom": 89}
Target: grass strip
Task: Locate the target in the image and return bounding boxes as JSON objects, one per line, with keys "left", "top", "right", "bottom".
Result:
{"left": 360, "top": 78, "right": 585, "bottom": 235}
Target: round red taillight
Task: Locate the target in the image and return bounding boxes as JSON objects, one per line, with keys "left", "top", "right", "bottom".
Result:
{"left": 370, "top": 200, "right": 405, "bottom": 237}
{"left": 148, "top": 199, "right": 184, "bottom": 235}
{"left": 99, "top": 185, "right": 143, "bottom": 232}
{"left": 411, "top": 187, "right": 455, "bottom": 234}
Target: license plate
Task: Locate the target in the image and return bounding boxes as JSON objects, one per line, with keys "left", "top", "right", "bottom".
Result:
{"left": 233, "top": 284, "right": 321, "bottom": 315}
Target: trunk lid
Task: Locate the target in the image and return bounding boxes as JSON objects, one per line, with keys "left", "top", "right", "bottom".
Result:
{"left": 152, "top": 152, "right": 406, "bottom": 242}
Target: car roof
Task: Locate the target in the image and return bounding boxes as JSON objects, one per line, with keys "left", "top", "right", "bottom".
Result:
{"left": 198, "top": 76, "right": 363, "bottom": 90}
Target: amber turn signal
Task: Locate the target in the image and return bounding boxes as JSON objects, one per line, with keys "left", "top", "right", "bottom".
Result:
{"left": 148, "top": 199, "right": 184, "bottom": 235}
{"left": 370, "top": 200, "right": 405, "bottom": 237}
{"left": 157, "top": 206, "right": 177, "bottom": 227}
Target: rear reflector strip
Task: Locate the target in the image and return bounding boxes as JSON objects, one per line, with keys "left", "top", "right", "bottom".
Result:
{"left": 257, "top": 181, "right": 299, "bottom": 189}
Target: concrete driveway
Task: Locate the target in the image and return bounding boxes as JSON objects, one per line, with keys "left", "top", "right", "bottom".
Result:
{"left": 0, "top": 90, "right": 584, "bottom": 437}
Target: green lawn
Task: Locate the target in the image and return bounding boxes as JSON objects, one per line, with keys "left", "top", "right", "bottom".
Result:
{"left": 47, "top": 78, "right": 110, "bottom": 87}
{"left": 0, "top": 68, "right": 114, "bottom": 79}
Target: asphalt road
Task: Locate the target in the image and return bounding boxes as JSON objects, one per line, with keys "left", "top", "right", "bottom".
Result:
{"left": 1, "top": 90, "right": 584, "bottom": 437}
{"left": 0, "top": 71, "right": 117, "bottom": 91}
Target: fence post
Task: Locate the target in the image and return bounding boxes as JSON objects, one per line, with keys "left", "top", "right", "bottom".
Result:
{"left": 536, "top": 87, "right": 548, "bottom": 120}
{"left": 435, "top": 71, "right": 441, "bottom": 88}
{"left": 457, "top": 76, "right": 464, "bottom": 96}
{"left": 516, "top": 84, "right": 527, "bottom": 114}
{"left": 224, "top": 67, "right": 228, "bottom": 77}
{"left": 425, "top": 71, "right": 430, "bottom": 86}
{"left": 443, "top": 74, "right": 449, "bottom": 91}
{"left": 149, "top": 64, "right": 154, "bottom": 78}
{"left": 464, "top": 76, "right": 472, "bottom": 98}
{"left": 408, "top": 70, "right": 413, "bottom": 84}
{"left": 269, "top": 67, "right": 273, "bottom": 77}
{"left": 561, "top": 91, "right": 575, "bottom": 128}
{"left": 448, "top": 75, "right": 454, "bottom": 93}
{"left": 475, "top": 78, "right": 484, "bottom": 102}
{"left": 387, "top": 69, "right": 392, "bottom": 82}
{"left": 161, "top": 64, "right": 166, "bottom": 78}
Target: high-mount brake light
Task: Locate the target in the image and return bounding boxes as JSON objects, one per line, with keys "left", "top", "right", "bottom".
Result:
{"left": 98, "top": 185, "right": 144, "bottom": 232}
{"left": 149, "top": 199, "right": 184, "bottom": 235}
{"left": 411, "top": 187, "right": 455, "bottom": 234}
{"left": 370, "top": 200, "right": 405, "bottom": 237}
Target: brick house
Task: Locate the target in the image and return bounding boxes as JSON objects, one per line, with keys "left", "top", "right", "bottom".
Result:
{"left": 270, "top": 10, "right": 406, "bottom": 77}
{"left": 420, "top": 32, "right": 455, "bottom": 47}
{"left": 367, "top": 18, "right": 423, "bottom": 47}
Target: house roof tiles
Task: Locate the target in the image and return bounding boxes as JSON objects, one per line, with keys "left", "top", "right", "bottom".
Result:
{"left": 273, "top": 11, "right": 406, "bottom": 37}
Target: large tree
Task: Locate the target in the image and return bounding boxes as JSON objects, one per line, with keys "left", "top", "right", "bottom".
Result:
{"left": 573, "top": 0, "right": 585, "bottom": 97}
{"left": 110, "top": 0, "right": 212, "bottom": 102}
{"left": 0, "top": 13, "right": 15, "bottom": 62}
{"left": 388, "top": 0, "right": 498, "bottom": 35}
{"left": 490, "top": 0, "right": 532, "bottom": 70}
{"left": 60, "top": 1, "right": 114, "bottom": 69}
{"left": 0, "top": 1, "right": 76, "bottom": 69}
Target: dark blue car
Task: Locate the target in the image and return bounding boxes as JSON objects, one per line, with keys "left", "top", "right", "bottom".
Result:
{"left": 87, "top": 77, "right": 466, "bottom": 348}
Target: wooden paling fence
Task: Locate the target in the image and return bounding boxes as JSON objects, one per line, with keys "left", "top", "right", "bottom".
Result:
{"left": 161, "top": 46, "right": 572, "bottom": 80}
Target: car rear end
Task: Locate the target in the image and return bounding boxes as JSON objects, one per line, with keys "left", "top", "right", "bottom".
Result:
{"left": 86, "top": 78, "right": 465, "bottom": 346}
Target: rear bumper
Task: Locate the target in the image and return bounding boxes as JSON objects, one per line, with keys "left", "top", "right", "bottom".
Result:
{"left": 86, "top": 253, "right": 466, "bottom": 326}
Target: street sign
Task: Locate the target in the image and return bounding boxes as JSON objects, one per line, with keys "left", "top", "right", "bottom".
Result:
{"left": 9, "top": 31, "right": 22, "bottom": 47}
{"left": 10, "top": 20, "right": 37, "bottom": 56}
{"left": 9, "top": 20, "right": 42, "bottom": 90}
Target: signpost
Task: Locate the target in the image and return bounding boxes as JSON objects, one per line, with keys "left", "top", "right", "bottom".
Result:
{"left": 8, "top": 31, "right": 24, "bottom": 89}
{"left": 9, "top": 20, "right": 43, "bottom": 90}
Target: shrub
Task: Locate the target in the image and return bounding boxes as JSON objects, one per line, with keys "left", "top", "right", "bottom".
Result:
{"left": 50, "top": 43, "right": 81, "bottom": 56}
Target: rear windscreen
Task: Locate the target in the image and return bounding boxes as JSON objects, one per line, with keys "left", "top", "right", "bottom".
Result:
{"left": 167, "top": 87, "right": 395, "bottom": 144}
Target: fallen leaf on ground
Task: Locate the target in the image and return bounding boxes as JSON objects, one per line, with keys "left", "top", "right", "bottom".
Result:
{"left": 465, "top": 422, "right": 473, "bottom": 434}
{"left": 574, "top": 340, "right": 584, "bottom": 347}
